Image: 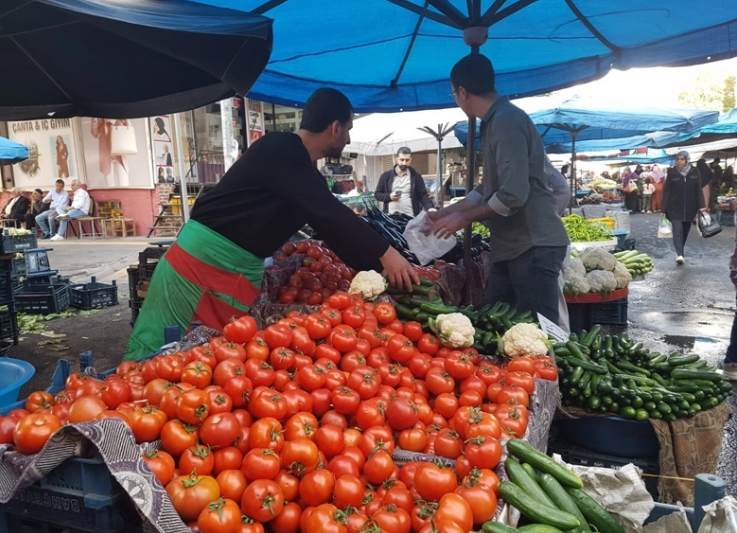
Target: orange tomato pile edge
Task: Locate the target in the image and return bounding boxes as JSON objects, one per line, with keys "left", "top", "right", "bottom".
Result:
{"left": 1, "top": 293, "right": 557, "bottom": 533}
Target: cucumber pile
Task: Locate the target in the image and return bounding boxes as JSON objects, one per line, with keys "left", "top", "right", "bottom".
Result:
{"left": 483, "top": 439, "right": 624, "bottom": 533}
{"left": 554, "top": 326, "right": 732, "bottom": 420}
{"left": 612, "top": 250, "right": 654, "bottom": 276}
{"left": 391, "top": 295, "right": 534, "bottom": 353}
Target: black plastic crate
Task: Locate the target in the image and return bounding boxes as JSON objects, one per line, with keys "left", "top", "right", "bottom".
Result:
{"left": 548, "top": 441, "right": 659, "bottom": 500}
{"left": 27, "top": 274, "right": 69, "bottom": 286}
{"left": 129, "top": 299, "right": 142, "bottom": 327}
{"left": 70, "top": 277, "right": 119, "bottom": 310}
{"left": 567, "top": 296, "right": 628, "bottom": 333}
{"left": 0, "top": 232, "right": 38, "bottom": 254}
{"left": 717, "top": 210, "right": 735, "bottom": 227}
{"left": 0, "top": 308, "right": 19, "bottom": 345}
{"left": 0, "top": 270, "right": 14, "bottom": 306}
{"left": 0, "top": 453, "right": 143, "bottom": 533}
{"left": 14, "top": 281, "right": 71, "bottom": 314}
{"left": 22, "top": 248, "right": 55, "bottom": 278}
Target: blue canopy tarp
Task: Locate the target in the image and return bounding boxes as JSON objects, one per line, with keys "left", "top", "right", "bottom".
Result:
{"left": 0, "top": 137, "right": 29, "bottom": 166}
{"left": 700, "top": 109, "right": 737, "bottom": 134}
{"left": 188, "top": 0, "right": 737, "bottom": 113}
{"left": 0, "top": 0, "right": 273, "bottom": 120}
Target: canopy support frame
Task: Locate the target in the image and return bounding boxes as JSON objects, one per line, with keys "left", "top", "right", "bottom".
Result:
{"left": 252, "top": 0, "right": 290, "bottom": 15}
{"left": 419, "top": 123, "right": 455, "bottom": 208}
{"left": 391, "top": 1, "right": 429, "bottom": 88}
{"left": 562, "top": 0, "right": 620, "bottom": 52}
{"left": 384, "top": 0, "right": 460, "bottom": 28}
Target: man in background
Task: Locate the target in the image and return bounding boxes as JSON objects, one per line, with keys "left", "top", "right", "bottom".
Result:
{"left": 25, "top": 189, "right": 49, "bottom": 231}
{"left": 0, "top": 188, "right": 29, "bottom": 227}
{"left": 51, "top": 179, "right": 90, "bottom": 241}
{"left": 36, "top": 179, "right": 68, "bottom": 239}
{"left": 375, "top": 147, "right": 435, "bottom": 216}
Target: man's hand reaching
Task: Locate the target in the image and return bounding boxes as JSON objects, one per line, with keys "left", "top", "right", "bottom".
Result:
{"left": 380, "top": 247, "right": 420, "bottom": 292}
{"left": 427, "top": 209, "right": 468, "bottom": 239}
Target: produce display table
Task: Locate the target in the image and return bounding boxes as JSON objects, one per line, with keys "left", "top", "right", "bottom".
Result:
{"left": 565, "top": 288, "right": 629, "bottom": 331}
{"left": 565, "top": 287, "right": 628, "bottom": 304}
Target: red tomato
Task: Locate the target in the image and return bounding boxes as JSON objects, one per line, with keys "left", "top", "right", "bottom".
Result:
{"left": 200, "top": 412, "right": 240, "bottom": 448}
{"left": 500, "top": 371, "right": 535, "bottom": 395}
{"left": 497, "top": 385, "right": 530, "bottom": 407}
{"left": 68, "top": 396, "right": 107, "bottom": 423}
{"left": 13, "top": 413, "right": 62, "bottom": 454}
{"left": 223, "top": 315, "right": 258, "bottom": 344}
{"left": 463, "top": 436, "right": 502, "bottom": 470}
{"left": 176, "top": 389, "right": 210, "bottom": 425}
{"left": 385, "top": 397, "right": 419, "bottom": 430}
{"left": 240, "top": 479, "right": 285, "bottom": 522}
{"left": 180, "top": 444, "right": 215, "bottom": 476}
{"left": 414, "top": 462, "right": 457, "bottom": 502}
{"left": 142, "top": 449, "right": 176, "bottom": 486}
{"left": 166, "top": 474, "right": 221, "bottom": 522}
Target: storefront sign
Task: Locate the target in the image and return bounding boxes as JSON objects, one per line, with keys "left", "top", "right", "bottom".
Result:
{"left": 78, "top": 118, "right": 153, "bottom": 189}
{"left": 8, "top": 119, "right": 78, "bottom": 190}
{"left": 246, "top": 98, "right": 264, "bottom": 147}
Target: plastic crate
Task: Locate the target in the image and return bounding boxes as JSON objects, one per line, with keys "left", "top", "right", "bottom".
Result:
{"left": 0, "top": 270, "right": 15, "bottom": 306}
{"left": 0, "top": 307, "right": 19, "bottom": 345}
{"left": 552, "top": 416, "right": 659, "bottom": 458}
{"left": 0, "top": 513, "right": 144, "bottom": 533}
{"left": 567, "top": 296, "right": 628, "bottom": 332}
{"left": 0, "top": 452, "right": 142, "bottom": 533}
{"left": 717, "top": 209, "right": 735, "bottom": 227}
{"left": 70, "top": 277, "right": 119, "bottom": 310}
{"left": 14, "top": 281, "right": 71, "bottom": 314}
{"left": 129, "top": 298, "right": 142, "bottom": 326}
{"left": 548, "top": 441, "right": 659, "bottom": 500}
{"left": 0, "top": 232, "right": 38, "bottom": 253}
{"left": 22, "top": 248, "right": 55, "bottom": 278}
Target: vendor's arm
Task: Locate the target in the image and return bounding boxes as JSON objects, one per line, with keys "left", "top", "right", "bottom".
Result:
{"left": 270, "top": 161, "right": 419, "bottom": 290}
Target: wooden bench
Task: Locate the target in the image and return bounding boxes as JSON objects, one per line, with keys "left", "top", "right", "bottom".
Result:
{"left": 67, "top": 198, "right": 104, "bottom": 239}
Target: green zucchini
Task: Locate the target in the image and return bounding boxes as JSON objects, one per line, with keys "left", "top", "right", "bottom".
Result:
{"left": 517, "top": 526, "right": 568, "bottom": 533}
{"left": 394, "top": 304, "right": 416, "bottom": 320}
{"left": 567, "top": 358, "right": 608, "bottom": 375}
{"left": 420, "top": 302, "right": 459, "bottom": 315}
{"left": 499, "top": 482, "right": 581, "bottom": 530}
{"left": 521, "top": 462, "right": 538, "bottom": 480}
{"left": 566, "top": 488, "right": 625, "bottom": 533}
{"left": 505, "top": 459, "right": 555, "bottom": 507}
{"left": 507, "top": 439, "right": 584, "bottom": 489}
{"left": 667, "top": 354, "right": 700, "bottom": 366}
{"left": 538, "top": 473, "right": 588, "bottom": 533}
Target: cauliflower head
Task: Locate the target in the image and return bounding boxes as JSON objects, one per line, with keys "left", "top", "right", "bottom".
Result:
{"left": 586, "top": 270, "right": 617, "bottom": 293}
{"left": 348, "top": 270, "right": 387, "bottom": 301}
{"left": 501, "top": 323, "right": 550, "bottom": 358}
{"left": 580, "top": 248, "right": 617, "bottom": 272}
{"left": 434, "top": 313, "right": 475, "bottom": 349}
{"left": 612, "top": 261, "right": 632, "bottom": 290}
{"left": 563, "top": 272, "right": 590, "bottom": 295}
{"left": 568, "top": 256, "right": 586, "bottom": 277}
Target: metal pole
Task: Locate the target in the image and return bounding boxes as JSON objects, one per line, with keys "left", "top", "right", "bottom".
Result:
{"left": 463, "top": 43, "right": 481, "bottom": 304}
{"left": 172, "top": 113, "right": 190, "bottom": 223}
{"left": 436, "top": 124, "right": 444, "bottom": 208}
{"left": 569, "top": 131, "right": 578, "bottom": 215}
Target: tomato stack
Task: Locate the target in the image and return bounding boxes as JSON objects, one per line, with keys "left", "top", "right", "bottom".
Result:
{"left": 0, "top": 293, "right": 557, "bottom": 533}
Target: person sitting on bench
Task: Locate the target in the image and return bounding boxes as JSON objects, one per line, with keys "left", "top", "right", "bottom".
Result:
{"left": 51, "top": 179, "right": 90, "bottom": 241}
{"left": 0, "top": 188, "right": 29, "bottom": 227}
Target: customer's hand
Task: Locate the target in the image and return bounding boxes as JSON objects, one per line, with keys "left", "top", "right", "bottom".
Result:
{"left": 699, "top": 208, "right": 708, "bottom": 212}
{"left": 380, "top": 247, "right": 420, "bottom": 292}
{"left": 429, "top": 210, "right": 467, "bottom": 239}
{"left": 390, "top": 192, "right": 401, "bottom": 201}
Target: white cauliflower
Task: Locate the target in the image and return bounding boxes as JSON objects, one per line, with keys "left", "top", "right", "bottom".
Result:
{"left": 612, "top": 261, "right": 632, "bottom": 290}
{"left": 434, "top": 313, "right": 475, "bottom": 348}
{"left": 500, "top": 323, "right": 550, "bottom": 358}
{"left": 567, "top": 256, "right": 586, "bottom": 277}
{"left": 580, "top": 248, "right": 617, "bottom": 272}
{"left": 348, "top": 270, "right": 387, "bottom": 300}
{"left": 564, "top": 272, "right": 590, "bottom": 295}
{"left": 586, "top": 270, "right": 617, "bottom": 293}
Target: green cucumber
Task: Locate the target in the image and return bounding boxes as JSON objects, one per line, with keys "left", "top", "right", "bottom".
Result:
{"left": 667, "top": 354, "right": 701, "bottom": 366}
{"left": 670, "top": 369, "right": 723, "bottom": 382}
{"left": 518, "top": 526, "right": 568, "bottom": 533}
{"left": 505, "top": 459, "right": 555, "bottom": 507}
{"left": 420, "top": 302, "right": 459, "bottom": 315}
{"left": 566, "top": 488, "right": 625, "bottom": 533}
{"left": 498, "top": 482, "right": 581, "bottom": 530}
{"left": 482, "top": 522, "right": 517, "bottom": 533}
{"left": 539, "top": 473, "right": 588, "bottom": 533}
{"left": 521, "top": 462, "right": 538, "bottom": 479}
{"left": 615, "top": 361, "right": 651, "bottom": 376}
{"left": 570, "top": 366, "right": 585, "bottom": 385}
{"left": 507, "top": 439, "right": 584, "bottom": 489}
{"left": 567, "top": 358, "right": 608, "bottom": 375}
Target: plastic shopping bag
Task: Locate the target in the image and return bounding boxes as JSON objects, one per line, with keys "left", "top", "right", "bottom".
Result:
{"left": 657, "top": 216, "right": 672, "bottom": 239}
{"left": 403, "top": 211, "right": 456, "bottom": 265}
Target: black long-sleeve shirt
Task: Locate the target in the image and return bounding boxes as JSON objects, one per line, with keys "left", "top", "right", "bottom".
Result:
{"left": 191, "top": 133, "right": 389, "bottom": 271}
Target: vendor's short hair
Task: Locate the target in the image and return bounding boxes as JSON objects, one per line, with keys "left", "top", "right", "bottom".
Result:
{"left": 300, "top": 88, "right": 353, "bottom": 133}
{"left": 397, "top": 147, "right": 412, "bottom": 156}
{"left": 451, "top": 54, "right": 496, "bottom": 96}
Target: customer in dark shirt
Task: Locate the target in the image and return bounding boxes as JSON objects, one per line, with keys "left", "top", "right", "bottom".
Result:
{"left": 126, "top": 88, "right": 419, "bottom": 360}
{"left": 25, "top": 189, "right": 49, "bottom": 231}
{"left": 428, "top": 54, "right": 570, "bottom": 325}
{"left": 0, "top": 188, "right": 30, "bottom": 227}
{"left": 374, "top": 147, "right": 435, "bottom": 216}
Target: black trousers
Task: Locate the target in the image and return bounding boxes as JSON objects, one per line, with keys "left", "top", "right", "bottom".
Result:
{"left": 670, "top": 220, "right": 692, "bottom": 257}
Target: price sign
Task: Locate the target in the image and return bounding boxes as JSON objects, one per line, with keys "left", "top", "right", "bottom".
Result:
{"left": 537, "top": 313, "right": 569, "bottom": 343}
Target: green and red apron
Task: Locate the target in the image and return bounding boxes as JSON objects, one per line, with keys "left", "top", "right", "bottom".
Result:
{"left": 125, "top": 220, "right": 264, "bottom": 360}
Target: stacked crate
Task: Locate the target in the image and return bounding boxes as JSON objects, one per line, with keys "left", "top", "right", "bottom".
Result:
{"left": 128, "top": 244, "right": 170, "bottom": 326}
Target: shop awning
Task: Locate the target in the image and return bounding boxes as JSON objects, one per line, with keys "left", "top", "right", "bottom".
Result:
{"left": 0, "top": 136, "right": 29, "bottom": 166}
{"left": 0, "top": 0, "right": 273, "bottom": 120}
{"left": 186, "top": 0, "right": 737, "bottom": 113}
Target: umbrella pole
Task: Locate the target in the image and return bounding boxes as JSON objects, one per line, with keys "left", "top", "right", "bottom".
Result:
{"left": 569, "top": 132, "right": 578, "bottom": 215}
{"left": 436, "top": 124, "right": 444, "bottom": 208}
{"left": 463, "top": 115, "right": 477, "bottom": 304}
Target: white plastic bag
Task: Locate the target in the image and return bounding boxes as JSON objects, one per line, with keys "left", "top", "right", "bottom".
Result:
{"left": 403, "top": 211, "right": 456, "bottom": 266}
{"left": 658, "top": 216, "right": 673, "bottom": 239}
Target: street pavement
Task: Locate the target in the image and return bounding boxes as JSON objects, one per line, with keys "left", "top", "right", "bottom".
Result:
{"left": 7, "top": 217, "right": 737, "bottom": 496}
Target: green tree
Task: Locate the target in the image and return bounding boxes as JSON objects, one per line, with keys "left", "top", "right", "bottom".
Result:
{"left": 722, "top": 76, "right": 735, "bottom": 111}
{"left": 678, "top": 71, "right": 725, "bottom": 110}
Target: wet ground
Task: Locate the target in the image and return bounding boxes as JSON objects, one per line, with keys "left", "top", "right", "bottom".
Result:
{"left": 5, "top": 219, "right": 737, "bottom": 496}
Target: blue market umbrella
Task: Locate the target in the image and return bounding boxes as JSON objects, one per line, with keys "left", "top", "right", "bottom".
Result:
{"left": 0, "top": 0, "right": 273, "bottom": 120}
{"left": 0, "top": 136, "right": 29, "bottom": 166}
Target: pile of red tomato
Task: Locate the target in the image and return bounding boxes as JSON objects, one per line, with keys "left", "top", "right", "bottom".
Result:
{"left": 0, "top": 293, "right": 557, "bottom": 533}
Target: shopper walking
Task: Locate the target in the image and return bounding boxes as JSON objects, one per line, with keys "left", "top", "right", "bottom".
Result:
{"left": 641, "top": 178, "right": 654, "bottom": 213}
{"left": 428, "top": 53, "right": 569, "bottom": 326}
{"left": 722, "top": 209, "right": 737, "bottom": 380}
{"left": 650, "top": 164, "right": 665, "bottom": 212}
{"left": 662, "top": 151, "right": 706, "bottom": 265}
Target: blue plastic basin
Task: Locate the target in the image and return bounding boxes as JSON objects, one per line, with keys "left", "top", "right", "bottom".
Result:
{"left": 0, "top": 358, "right": 36, "bottom": 408}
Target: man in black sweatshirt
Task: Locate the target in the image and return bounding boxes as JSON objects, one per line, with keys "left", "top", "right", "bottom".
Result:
{"left": 374, "top": 147, "right": 435, "bottom": 216}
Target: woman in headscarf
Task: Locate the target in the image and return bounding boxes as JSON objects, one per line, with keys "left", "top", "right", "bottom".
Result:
{"left": 650, "top": 164, "right": 665, "bottom": 212}
{"left": 662, "top": 151, "right": 706, "bottom": 265}
{"left": 696, "top": 158, "right": 714, "bottom": 209}
{"left": 621, "top": 166, "right": 640, "bottom": 213}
